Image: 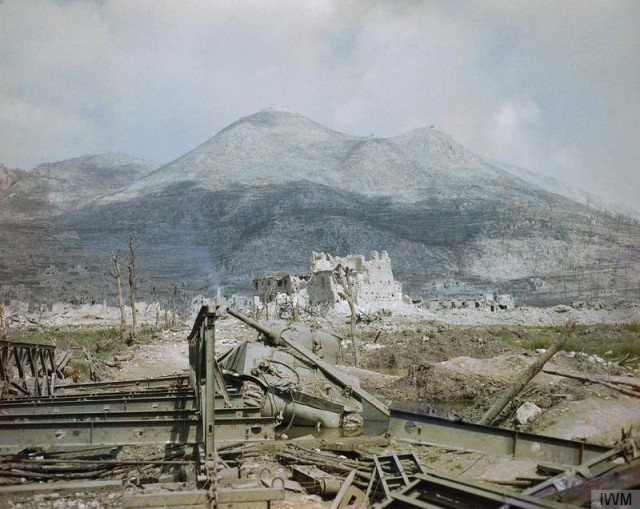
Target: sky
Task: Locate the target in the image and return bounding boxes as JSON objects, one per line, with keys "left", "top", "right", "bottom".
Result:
{"left": 1, "top": 0, "right": 638, "bottom": 211}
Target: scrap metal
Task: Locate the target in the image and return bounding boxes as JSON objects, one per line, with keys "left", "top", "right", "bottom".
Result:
{"left": 0, "top": 339, "right": 58, "bottom": 397}
{"left": 387, "top": 407, "right": 609, "bottom": 465}
{"left": 373, "top": 471, "right": 578, "bottom": 509}
{"left": 525, "top": 429, "right": 640, "bottom": 505}
{"left": 3, "top": 305, "right": 638, "bottom": 508}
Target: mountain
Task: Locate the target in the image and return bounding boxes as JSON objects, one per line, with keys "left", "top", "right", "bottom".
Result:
{"left": 104, "top": 110, "right": 532, "bottom": 203}
{"left": 0, "top": 153, "right": 158, "bottom": 218}
{"left": 2, "top": 111, "right": 640, "bottom": 306}
{"left": 493, "top": 160, "right": 640, "bottom": 220}
{"left": 0, "top": 164, "right": 26, "bottom": 192}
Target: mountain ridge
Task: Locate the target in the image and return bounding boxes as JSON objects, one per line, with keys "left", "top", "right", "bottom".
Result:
{"left": 101, "top": 110, "right": 537, "bottom": 204}
{"left": 1, "top": 110, "right": 639, "bottom": 307}
{"left": 0, "top": 153, "right": 158, "bottom": 217}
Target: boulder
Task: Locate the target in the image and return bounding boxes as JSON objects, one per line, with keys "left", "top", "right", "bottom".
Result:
{"left": 516, "top": 401, "right": 542, "bottom": 424}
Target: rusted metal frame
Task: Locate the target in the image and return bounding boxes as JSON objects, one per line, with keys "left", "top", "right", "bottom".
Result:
{"left": 0, "top": 407, "right": 197, "bottom": 422}
{"left": 0, "top": 340, "right": 56, "bottom": 351}
{"left": 121, "top": 486, "right": 284, "bottom": 508}
{"left": 212, "top": 354, "right": 231, "bottom": 407}
{"left": 387, "top": 408, "right": 610, "bottom": 466}
{"left": 375, "top": 473, "right": 577, "bottom": 509}
{"left": 291, "top": 465, "right": 342, "bottom": 495}
{"left": 525, "top": 438, "right": 640, "bottom": 499}
{"left": 38, "top": 347, "right": 50, "bottom": 393}
{"left": 1, "top": 341, "right": 58, "bottom": 398}
{"left": 0, "top": 389, "right": 244, "bottom": 411}
{"left": 0, "top": 405, "right": 261, "bottom": 422}
{"left": 204, "top": 306, "right": 217, "bottom": 463}
{"left": 54, "top": 374, "right": 190, "bottom": 392}
{"left": 0, "top": 416, "right": 199, "bottom": 451}
{"left": 544, "top": 460, "right": 640, "bottom": 505}
{"left": 371, "top": 452, "right": 424, "bottom": 503}
{"left": 48, "top": 348, "right": 57, "bottom": 394}
{"left": 330, "top": 470, "right": 366, "bottom": 509}
{"left": 0, "top": 344, "right": 8, "bottom": 397}
{"left": 0, "top": 414, "right": 275, "bottom": 452}
{"left": 1, "top": 458, "right": 198, "bottom": 467}
{"left": 13, "top": 347, "right": 27, "bottom": 393}
{"left": 25, "top": 346, "right": 42, "bottom": 396}
{"left": 392, "top": 453, "right": 412, "bottom": 486}
{"left": 0, "top": 393, "right": 200, "bottom": 414}
{"left": 373, "top": 455, "right": 393, "bottom": 500}
{"left": 5, "top": 385, "right": 197, "bottom": 404}
{"left": 0, "top": 479, "right": 123, "bottom": 495}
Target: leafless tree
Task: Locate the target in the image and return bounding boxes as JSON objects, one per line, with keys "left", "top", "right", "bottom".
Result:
{"left": 179, "top": 285, "right": 190, "bottom": 322}
{"left": 108, "top": 253, "right": 127, "bottom": 343}
{"left": 166, "top": 283, "right": 178, "bottom": 326}
{"left": 261, "top": 290, "right": 270, "bottom": 320}
{"left": 337, "top": 266, "right": 360, "bottom": 368}
{"left": 127, "top": 234, "right": 137, "bottom": 340}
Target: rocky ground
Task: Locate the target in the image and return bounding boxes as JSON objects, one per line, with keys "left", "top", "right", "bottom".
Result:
{"left": 1, "top": 301, "right": 639, "bottom": 508}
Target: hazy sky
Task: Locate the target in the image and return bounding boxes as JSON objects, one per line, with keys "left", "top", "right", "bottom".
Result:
{"left": 1, "top": 0, "right": 638, "bottom": 210}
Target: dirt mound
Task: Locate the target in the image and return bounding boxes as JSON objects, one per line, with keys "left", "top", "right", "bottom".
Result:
{"left": 362, "top": 325, "right": 511, "bottom": 370}
{"left": 385, "top": 362, "right": 506, "bottom": 420}
{"left": 383, "top": 352, "right": 602, "bottom": 422}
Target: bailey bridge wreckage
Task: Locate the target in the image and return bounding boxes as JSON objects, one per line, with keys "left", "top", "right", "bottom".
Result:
{"left": 0, "top": 306, "right": 638, "bottom": 508}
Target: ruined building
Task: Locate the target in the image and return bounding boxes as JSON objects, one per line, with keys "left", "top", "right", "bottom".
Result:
{"left": 252, "top": 251, "right": 403, "bottom": 311}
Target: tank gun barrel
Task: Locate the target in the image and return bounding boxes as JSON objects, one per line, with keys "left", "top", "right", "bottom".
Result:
{"left": 226, "top": 308, "right": 278, "bottom": 341}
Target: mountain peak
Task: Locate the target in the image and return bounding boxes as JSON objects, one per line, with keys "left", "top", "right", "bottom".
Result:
{"left": 34, "top": 152, "right": 157, "bottom": 173}
{"left": 103, "top": 110, "right": 524, "bottom": 203}
{"left": 211, "top": 109, "right": 349, "bottom": 144}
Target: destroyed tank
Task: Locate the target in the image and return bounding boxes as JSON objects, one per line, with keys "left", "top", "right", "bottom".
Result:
{"left": 221, "top": 309, "right": 368, "bottom": 432}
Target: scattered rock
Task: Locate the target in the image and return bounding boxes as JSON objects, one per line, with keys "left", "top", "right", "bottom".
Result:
{"left": 516, "top": 401, "right": 542, "bottom": 424}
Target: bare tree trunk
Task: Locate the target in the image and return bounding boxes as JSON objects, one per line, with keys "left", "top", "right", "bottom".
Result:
{"left": 342, "top": 267, "right": 360, "bottom": 368}
{"left": 109, "top": 253, "right": 127, "bottom": 344}
{"left": 171, "top": 285, "right": 177, "bottom": 326}
{"left": 127, "top": 234, "right": 137, "bottom": 340}
{"left": 180, "top": 287, "right": 188, "bottom": 322}
{"left": 292, "top": 297, "right": 300, "bottom": 322}
{"left": 261, "top": 292, "right": 270, "bottom": 320}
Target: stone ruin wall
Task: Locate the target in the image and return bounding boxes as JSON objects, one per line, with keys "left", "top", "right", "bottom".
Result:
{"left": 309, "top": 251, "right": 402, "bottom": 309}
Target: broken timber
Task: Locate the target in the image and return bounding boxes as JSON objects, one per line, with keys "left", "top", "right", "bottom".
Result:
{"left": 477, "top": 335, "right": 567, "bottom": 426}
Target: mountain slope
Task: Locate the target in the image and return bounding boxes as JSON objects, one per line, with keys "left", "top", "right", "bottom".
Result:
{"left": 104, "top": 110, "right": 539, "bottom": 203}
{"left": 0, "top": 153, "right": 158, "bottom": 217}
{"left": 2, "top": 111, "right": 640, "bottom": 306}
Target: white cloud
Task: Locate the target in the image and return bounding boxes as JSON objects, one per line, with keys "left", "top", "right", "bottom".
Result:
{"left": 485, "top": 99, "right": 542, "bottom": 168}
{"left": 0, "top": 0, "right": 638, "bottom": 210}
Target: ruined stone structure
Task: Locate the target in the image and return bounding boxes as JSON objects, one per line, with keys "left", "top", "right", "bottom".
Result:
{"left": 422, "top": 292, "right": 514, "bottom": 312}
{"left": 306, "top": 251, "right": 402, "bottom": 310}
{"left": 252, "top": 274, "right": 310, "bottom": 304}
{"left": 251, "top": 251, "right": 403, "bottom": 312}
